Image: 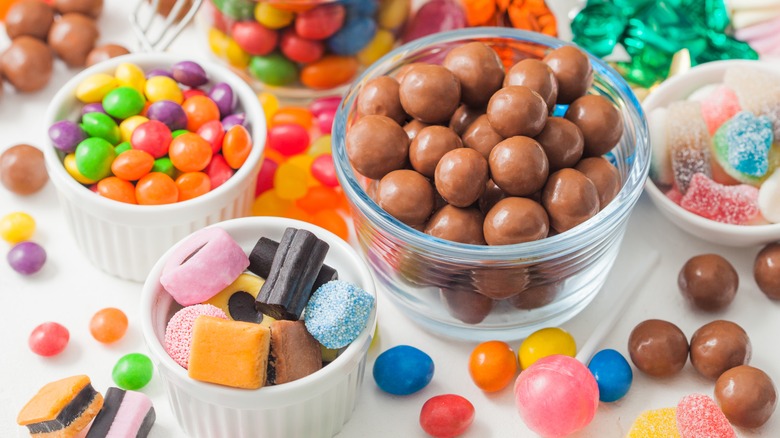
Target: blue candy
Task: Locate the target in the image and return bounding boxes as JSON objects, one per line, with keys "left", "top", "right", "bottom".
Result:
{"left": 587, "top": 349, "right": 633, "bottom": 402}
{"left": 373, "top": 345, "right": 434, "bottom": 395}
{"left": 342, "top": 0, "right": 378, "bottom": 16}
{"left": 304, "top": 280, "right": 374, "bottom": 349}
{"left": 327, "top": 16, "right": 377, "bottom": 55}
{"left": 554, "top": 104, "right": 570, "bottom": 118}
{"left": 725, "top": 111, "right": 774, "bottom": 177}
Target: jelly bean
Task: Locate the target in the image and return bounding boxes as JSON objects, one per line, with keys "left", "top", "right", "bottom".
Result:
{"left": 296, "top": 186, "right": 342, "bottom": 215}
{"left": 204, "top": 154, "right": 234, "bottom": 190}
{"left": 373, "top": 345, "right": 434, "bottom": 395}
{"left": 208, "top": 27, "right": 231, "bottom": 58}
{"left": 519, "top": 327, "right": 577, "bottom": 370}
{"left": 588, "top": 349, "right": 633, "bottom": 402}
{"left": 281, "top": 205, "right": 313, "bottom": 222}
{"left": 76, "top": 73, "right": 118, "bottom": 103}
{"left": 280, "top": 28, "right": 325, "bottom": 64}
{"left": 358, "top": 29, "right": 394, "bottom": 66}
{"left": 29, "top": 322, "right": 68, "bottom": 356}
{"left": 152, "top": 157, "right": 176, "bottom": 179}
{"left": 222, "top": 125, "right": 252, "bottom": 169}
{"left": 208, "top": 82, "right": 236, "bottom": 117}
{"left": 111, "top": 149, "right": 154, "bottom": 181}
{"left": 173, "top": 60, "right": 208, "bottom": 87}
{"left": 144, "top": 75, "right": 184, "bottom": 104}
{"left": 82, "top": 102, "right": 106, "bottom": 116}
{"left": 198, "top": 120, "right": 226, "bottom": 154}
{"left": 115, "top": 142, "right": 132, "bottom": 155}
{"left": 131, "top": 120, "right": 173, "bottom": 159}
{"left": 287, "top": 154, "right": 317, "bottom": 185}
{"left": 176, "top": 172, "right": 211, "bottom": 201}
{"left": 258, "top": 91, "right": 280, "bottom": 124}
{"left": 296, "top": 3, "right": 346, "bottom": 40}
{"left": 231, "top": 21, "right": 278, "bottom": 56}
{"left": 81, "top": 112, "right": 121, "bottom": 145}
{"left": 169, "top": 133, "right": 213, "bottom": 172}
{"left": 264, "top": 148, "right": 287, "bottom": 164}
{"left": 316, "top": 111, "right": 335, "bottom": 134}
{"left": 419, "top": 394, "right": 475, "bottom": 438}
{"left": 309, "top": 96, "right": 341, "bottom": 117}
{"left": 115, "top": 62, "right": 146, "bottom": 92}
{"left": 310, "top": 153, "right": 338, "bottom": 187}
{"left": 146, "top": 100, "right": 188, "bottom": 131}
{"left": 268, "top": 124, "right": 310, "bottom": 156}
{"left": 145, "top": 68, "right": 173, "bottom": 79}
{"left": 64, "top": 153, "right": 97, "bottom": 184}
{"left": 222, "top": 113, "right": 247, "bottom": 130}
{"left": 119, "top": 115, "right": 150, "bottom": 143}
{"left": 469, "top": 340, "right": 518, "bottom": 392}
{"left": 274, "top": 161, "right": 309, "bottom": 200}
{"left": 378, "top": 0, "right": 410, "bottom": 30}
{"left": 327, "top": 17, "right": 376, "bottom": 55}
{"left": 308, "top": 134, "right": 332, "bottom": 157}
{"left": 9, "top": 241, "right": 46, "bottom": 275}
{"left": 254, "top": 2, "right": 294, "bottom": 29}
{"left": 182, "top": 95, "right": 221, "bottom": 132}
{"left": 97, "top": 177, "right": 137, "bottom": 204}
{"left": 172, "top": 129, "right": 189, "bottom": 138}
{"left": 103, "top": 86, "right": 146, "bottom": 119}
{"left": 249, "top": 53, "right": 298, "bottom": 86}
{"left": 75, "top": 137, "right": 117, "bottom": 181}
{"left": 271, "top": 107, "right": 314, "bottom": 130}
{"left": 226, "top": 37, "right": 252, "bottom": 69}
{"left": 301, "top": 56, "right": 359, "bottom": 89}
{"left": 252, "top": 189, "right": 292, "bottom": 216}
{"left": 312, "top": 209, "right": 349, "bottom": 240}
{"left": 90, "top": 308, "right": 128, "bottom": 344}
{"left": 0, "top": 211, "right": 35, "bottom": 244}
{"left": 135, "top": 172, "right": 178, "bottom": 205}
{"left": 112, "top": 353, "right": 154, "bottom": 390}
{"left": 255, "top": 158, "right": 278, "bottom": 196}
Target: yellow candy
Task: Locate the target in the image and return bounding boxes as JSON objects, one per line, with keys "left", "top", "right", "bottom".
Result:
{"left": 144, "top": 76, "right": 183, "bottom": 104}
{"left": 287, "top": 154, "right": 317, "bottom": 187}
{"left": 275, "top": 161, "right": 310, "bottom": 200}
{"left": 308, "top": 134, "right": 332, "bottom": 157}
{"left": 254, "top": 3, "right": 294, "bottom": 29}
{"left": 64, "top": 153, "right": 97, "bottom": 185}
{"left": 518, "top": 327, "right": 576, "bottom": 370}
{"left": 378, "top": 0, "right": 411, "bottom": 30}
{"left": 258, "top": 92, "right": 279, "bottom": 125}
{"left": 628, "top": 408, "right": 680, "bottom": 438}
{"left": 0, "top": 212, "right": 35, "bottom": 244}
{"left": 208, "top": 28, "right": 230, "bottom": 58}
{"left": 226, "top": 37, "right": 251, "bottom": 69}
{"left": 114, "top": 63, "right": 146, "bottom": 93}
{"left": 203, "top": 273, "right": 275, "bottom": 326}
{"left": 119, "top": 115, "right": 149, "bottom": 143}
{"left": 76, "top": 73, "right": 118, "bottom": 103}
{"left": 358, "top": 29, "right": 395, "bottom": 66}
{"left": 252, "top": 190, "right": 292, "bottom": 216}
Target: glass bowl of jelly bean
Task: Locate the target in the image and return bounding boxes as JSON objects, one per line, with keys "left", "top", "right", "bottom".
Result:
{"left": 644, "top": 59, "right": 780, "bottom": 247}
{"left": 332, "top": 28, "right": 650, "bottom": 341}
{"left": 43, "top": 53, "right": 265, "bottom": 281}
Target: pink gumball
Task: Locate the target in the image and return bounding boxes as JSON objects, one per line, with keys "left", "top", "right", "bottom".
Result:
{"left": 514, "top": 355, "right": 599, "bottom": 438}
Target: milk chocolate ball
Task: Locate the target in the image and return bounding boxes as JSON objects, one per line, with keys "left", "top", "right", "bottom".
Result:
{"left": 486, "top": 86, "right": 547, "bottom": 138}
{"left": 565, "top": 94, "right": 624, "bottom": 157}
{"left": 462, "top": 114, "right": 503, "bottom": 160}
{"left": 395, "top": 62, "right": 424, "bottom": 84}
{"left": 357, "top": 76, "right": 406, "bottom": 125}
{"left": 508, "top": 283, "right": 560, "bottom": 310}
{"left": 483, "top": 197, "right": 549, "bottom": 245}
{"left": 534, "top": 117, "right": 584, "bottom": 171}
{"left": 150, "top": 0, "right": 192, "bottom": 21}
{"left": 435, "top": 147, "right": 488, "bottom": 207}
{"left": 489, "top": 136, "right": 548, "bottom": 196}
{"left": 377, "top": 169, "right": 434, "bottom": 226}
{"left": 543, "top": 46, "right": 593, "bottom": 104}
{"left": 86, "top": 44, "right": 130, "bottom": 67}
{"left": 504, "top": 59, "right": 559, "bottom": 110}
{"left": 409, "top": 126, "right": 463, "bottom": 178}
{"left": 755, "top": 243, "right": 780, "bottom": 299}
{"left": 48, "top": 13, "right": 99, "bottom": 67}
{"left": 715, "top": 365, "right": 777, "bottom": 429}
{"left": 403, "top": 119, "right": 429, "bottom": 141}
{"left": 449, "top": 104, "right": 482, "bottom": 136}
{"left": 678, "top": 254, "right": 738, "bottom": 311}
{"left": 542, "top": 168, "right": 599, "bottom": 233}
{"left": 0, "top": 144, "right": 48, "bottom": 195}
{"left": 479, "top": 179, "right": 506, "bottom": 215}
{"left": 399, "top": 64, "right": 461, "bottom": 124}
{"left": 54, "top": 0, "right": 103, "bottom": 18}
{"left": 346, "top": 115, "right": 409, "bottom": 179}
{"left": 424, "top": 205, "right": 486, "bottom": 245}
{"left": 628, "top": 319, "right": 689, "bottom": 378}
{"left": 1, "top": 36, "right": 53, "bottom": 92}
{"left": 6, "top": 0, "right": 55, "bottom": 40}
{"left": 690, "top": 320, "right": 751, "bottom": 380}
{"left": 440, "top": 286, "right": 494, "bottom": 324}
{"left": 575, "top": 157, "right": 621, "bottom": 209}
{"left": 442, "top": 42, "right": 504, "bottom": 108}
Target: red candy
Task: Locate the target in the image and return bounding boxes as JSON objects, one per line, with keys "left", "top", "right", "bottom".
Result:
{"left": 222, "top": 125, "right": 252, "bottom": 169}
{"left": 268, "top": 123, "right": 310, "bottom": 156}
{"left": 231, "top": 21, "right": 278, "bottom": 56}
{"left": 131, "top": 120, "right": 173, "bottom": 159}
{"left": 205, "top": 154, "right": 234, "bottom": 189}
{"left": 309, "top": 96, "right": 341, "bottom": 116}
{"left": 295, "top": 4, "right": 346, "bottom": 40}
{"left": 197, "top": 120, "right": 226, "bottom": 154}
{"left": 169, "top": 133, "right": 213, "bottom": 172}
{"left": 29, "top": 322, "right": 69, "bottom": 357}
{"left": 311, "top": 153, "right": 339, "bottom": 187}
{"left": 280, "top": 29, "right": 325, "bottom": 64}
{"left": 419, "top": 394, "right": 475, "bottom": 438}
{"left": 255, "top": 158, "right": 279, "bottom": 196}
{"left": 182, "top": 89, "right": 207, "bottom": 100}
{"left": 182, "top": 95, "right": 220, "bottom": 132}
{"left": 316, "top": 111, "right": 335, "bottom": 134}
{"left": 676, "top": 393, "right": 736, "bottom": 438}
{"left": 680, "top": 173, "right": 760, "bottom": 224}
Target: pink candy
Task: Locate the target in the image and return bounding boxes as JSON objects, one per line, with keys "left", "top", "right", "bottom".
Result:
{"left": 165, "top": 304, "right": 227, "bottom": 369}
{"left": 676, "top": 394, "right": 736, "bottom": 438}
{"left": 680, "top": 173, "right": 761, "bottom": 224}
{"left": 700, "top": 86, "right": 741, "bottom": 135}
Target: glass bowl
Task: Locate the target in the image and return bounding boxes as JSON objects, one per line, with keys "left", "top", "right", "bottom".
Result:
{"left": 332, "top": 28, "right": 650, "bottom": 341}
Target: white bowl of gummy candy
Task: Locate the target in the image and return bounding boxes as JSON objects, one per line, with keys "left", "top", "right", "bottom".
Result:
{"left": 644, "top": 59, "right": 780, "bottom": 246}
{"left": 140, "top": 216, "right": 377, "bottom": 438}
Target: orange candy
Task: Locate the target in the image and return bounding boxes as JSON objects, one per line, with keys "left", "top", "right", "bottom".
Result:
{"left": 468, "top": 340, "right": 518, "bottom": 392}
{"left": 311, "top": 210, "right": 348, "bottom": 241}
{"left": 300, "top": 56, "right": 359, "bottom": 90}
{"left": 89, "top": 308, "right": 129, "bottom": 344}
{"left": 111, "top": 149, "right": 154, "bottom": 181}
{"left": 271, "top": 107, "right": 314, "bottom": 130}
{"left": 507, "top": 0, "right": 557, "bottom": 36}
{"left": 135, "top": 172, "right": 178, "bottom": 205}
{"left": 97, "top": 177, "right": 137, "bottom": 204}
{"left": 296, "top": 186, "right": 343, "bottom": 215}
{"left": 169, "top": 133, "right": 213, "bottom": 172}
{"left": 281, "top": 205, "right": 313, "bottom": 223}
{"left": 222, "top": 125, "right": 252, "bottom": 169}
{"left": 463, "top": 0, "right": 497, "bottom": 26}
{"left": 176, "top": 172, "right": 211, "bottom": 202}
{"left": 182, "top": 95, "right": 221, "bottom": 132}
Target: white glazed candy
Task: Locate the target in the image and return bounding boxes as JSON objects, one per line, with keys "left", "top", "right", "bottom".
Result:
{"left": 759, "top": 169, "right": 780, "bottom": 223}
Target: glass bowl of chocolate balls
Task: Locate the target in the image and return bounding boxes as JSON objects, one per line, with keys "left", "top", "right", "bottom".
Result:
{"left": 332, "top": 28, "right": 650, "bottom": 341}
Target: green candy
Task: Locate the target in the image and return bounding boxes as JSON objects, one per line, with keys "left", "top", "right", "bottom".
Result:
{"left": 112, "top": 353, "right": 154, "bottom": 390}
{"left": 172, "top": 129, "right": 189, "bottom": 138}
{"left": 571, "top": 2, "right": 626, "bottom": 57}
{"left": 75, "top": 137, "right": 117, "bottom": 181}
{"left": 103, "top": 86, "right": 146, "bottom": 120}
{"left": 115, "top": 142, "right": 132, "bottom": 155}
{"left": 249, "top": 53, "right": 298, "bottom": 86}
{"left": 81, "top": 112, "right": 121, "bottom": 145}
{"left": 211, "top": 0, "right": 254, "bottom": 20}
{"left": 152, "top": 156, "right": 176, "bottom": 178}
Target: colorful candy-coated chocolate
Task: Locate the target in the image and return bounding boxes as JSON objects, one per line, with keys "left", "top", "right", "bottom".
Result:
{"left": 469, "top": 340, "right": 518, "bottom": 392}
{"left": 222, "top": 113, "right": 247, "bottom": 130}
{"left": 255, "top": 158, "right": 278, "bottom": 196}
{"left": 119, "top": 116, "right": 150, "bottom": 144}
{"left": 172, "top": 61, "right": 208, "bottom": 87}
{"left": 76, "top": 73, "right": 118, "bottom": 103}
{"left": 587, "top": 348, "right": 633, "bottom": 402}
{"left": 231, "top": 21, "right": 278, "bottom": 56}
{"left": 112, "top": 353, "right": 154, "bottom": 390}
{"left": 327, "top": 15, "right": 376, "bottom": 55}
{"left": 259, "top": 91, "right": 280, "bottom": 124}
{"left": 274, "top": 160, "right": 310, "bottom": 200}
{"left": 169, "top": 133, "right": 213, "bottom": 172}
{"left": 0, "top": 211, "right": 35, "bottom": 244}
{"left": 300, "top": 55, "right": 359, "bottom": 89}
{"left": 115, "top": 62, "right": 146, "bottom": 93}
{"left": 182, "top": 95, "right": 221, "bottom": 132}
{"left": 222, "top": 124, "right": 252, "bottom": 169}
{"left": 317, "top": 111, "right": 336, "bottom": 134}
{"left": 281, "top": 28, "right": 325, "bottom": 64}
{"left": 115, "top": 142, "right": 132, "bottom": 155}
{"left": 75, "top": 137, "right": 117, "bottom": 181}
{"left": 296, "top": 186, "right": 343, "bottom": 215}
{"left": 131, "top": 120, "right": 172, "bottom": 159}
{"left": 254, "top": 2, "right": 294, "bottom": 29}
{"left": 146, "top": 100, "right": 188, "bottom": 132}
{"left": 271, "top": 107, "right": 314, "bottom": 130}
{"left": 419, "top": 394, "right": 475, "bottom": 438}
{"left": 111, "top": 149, "right": 155, "bottom": 181}
{"left": 64, "top": 153, "right": 97, "bottom": 184}
{"left": 90, "top": 308, "right": 129, "bottom": 344}
{"left": 175, "top": 172, "right": 211, "bottom": 201}
{"left": 29, "top": 322, "right": 68, "bottom": 357}
{"left": 208, "top": 82, "right": 236, "bottom": 117}
{"left": 198, "top": 120, "right": 226, "bottom": 154}
{"left": 309, "top": 96, "right": 341, "bottom": 117}
{"left": 8, "top": 241, "right": 46, "bottom": 275}
{"left": 151, "top": 157, "right": 176, "bottom": 178}
{"left": 518, "top": 327, "right": 576, "bottom": 370}
{"left": 103, "top": 86, "right": 146, "bottom": 119}
{"left": 49, "top": 120, "right": 87, "bottom": 153}
{"left": 253, "top": 190, "right": 293, "bottom": 216}
{"left": 205, "top": 154, "right": 234, "bottom": 189}
{"left": 97, "top": 177, "right": 138, "bottom": 204}
{"left": 249, "top": 53, "right": 298, "bottom": 86}
{"left": 311, "top": 153, "right": 338, "bottom": 187}
{"left": 144, "top": 75, "right": 183, "bottom": 104}
{"left": 358, "top": 29, "right": 394, "bottom": 66}
{"left": 373, "top": 345, "right": 434, "bottom": 395}
{"left": 296, "top": 3, "right": 345, "bottom": 40}
{"left": 135, "top": 172, "right": 179, "bottom": 205}
{"left": 402, "top": 0, "right": 467, "bottom": 43}
{"left": 81, "top": 112, "right": 121, "bottom": 145}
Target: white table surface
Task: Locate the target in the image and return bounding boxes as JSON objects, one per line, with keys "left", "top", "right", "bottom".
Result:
{"left": 2, "top": 1, "right": 779, "bottom": 437}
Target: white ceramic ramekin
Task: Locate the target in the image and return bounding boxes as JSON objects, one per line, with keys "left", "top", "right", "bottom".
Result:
{"left": 140, "top": 217, "right": 378, "bottom": 438}
{"left": 43, "top": 53, "right": 265, "bottom": 281}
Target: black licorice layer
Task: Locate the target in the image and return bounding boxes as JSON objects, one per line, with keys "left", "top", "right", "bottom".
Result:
{"left": 137, "top": 405, "right": 156, "bottom": 438}
{"left": 27, "top": 383, "right": 98, "bottom": 434}
{"left": 248, "top": 237, "right": 338, "bottom": 292}
{"left": 85, "top": 387, "right": 125, "bottom": 438}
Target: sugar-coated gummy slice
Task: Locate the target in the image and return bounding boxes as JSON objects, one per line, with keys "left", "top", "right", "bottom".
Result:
{"left": 712, "top": 119, "right": 780, "bottom": 186}
{"left": 725, "top": 111, "right": 773, "bottom": 177}
{"left": 305, "top": 280, "right": 375, "bottom": 349}
{"left": 628, "top": 408, "right": 680, "bottom": 438}
{"left": 687, "top": 84, "right": 720, "bottom": 102}
{"left": 680, "top": 173, "right": 761, "bottom": 224}
{"left": 676, "top": 394, "right": 735, "bottom": 438}
{"left": 667, "top": 101, "right": 711, "bottom": 193}
{"left": 85, "top": 387, "right": 155, "bottom": 438}
{"left": 202, "top": 273, "right": 274, "bottom": 325}
{"left": 666, "top": 187, "right": 683, "bottom": 205}
{"left": 699, "top": 85, "right": 742, "bottom": 135}
{"left": 17, "top": 375, "right": 104, "bottom": 438}
{"left": 649, "top": 107, "right": 673, "bottom": 187}
{"left": 724, "top": 66, "right": 780, "bottom": 138}
{"left": 247, "top": 237, "right": 338, "bottom": 293}
{"left": 164, "top": 304, "right": 227, "bottom": 369}
{"left": 268, "top": 320, "right": 322, "bottom": 385}
{"left": 759, "top": 169, "right": 780, "bottom": 223}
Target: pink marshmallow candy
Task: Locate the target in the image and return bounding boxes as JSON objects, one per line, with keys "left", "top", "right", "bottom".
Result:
{"left": 165, "top": 304, "right": 228, "bottom": 369}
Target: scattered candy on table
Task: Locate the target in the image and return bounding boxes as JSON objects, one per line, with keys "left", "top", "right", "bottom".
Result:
{"left": 678, "top": 254, "right": 738, "bottom": 311}
{"left": 518, "top": 327, "right": 576, "bottom": 370}
{"left": 8, "top": 241, "right": 47, "bottom": 275}
{"left": 0, "top": 144, "right": 48, "bottom": 195}
{"left": 627, "top": 408, "right": 680, "bottom": 438}
{"left": 0, "top": 211, "right": 35, "bottom": 244}
{"left": 715, "top": 365, "right": 777, "bottom": 429}
{"left": 755, "top": 242, "right": 780, "bottom": 299}
{"left": 689, "top": 320, "right": 751, "bottom": 380}
{"left": 419, "top": 394, "right": 475, "bottom": 438}
{"left": 112, "top": 353, "right": 154, "bottom": 390}
{"left": 17, "top": 375, "right": 104, "bottom": 438}
{"left": 676, "top": 393, "right": 736, "bottom": 438}
{"left": 28, "top": 321, "right": 69, "bottom": 357}
{"left": 86, "top": 387, "right": 156, "bottom": 438}
{"left": 628, "top": 319, "right": 689, "bottom": 378}
{"left": 89, "top": 307, "right": 129, "bottom": 344}
{"left": 468, "top": 340, "right": 517, "bottom": 392}
{"left": 587, "top": 348, "right": 633, "bottom": 403}
{"left": 373, "top": 345, "right": 435, "bottom": 396}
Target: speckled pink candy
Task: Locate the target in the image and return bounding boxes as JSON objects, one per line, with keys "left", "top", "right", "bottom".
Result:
{"left": 676, "top": 394, "right": 736, "bottom": 438}
{"left": 165, "top": 304, "right": 227, "bottom": 369}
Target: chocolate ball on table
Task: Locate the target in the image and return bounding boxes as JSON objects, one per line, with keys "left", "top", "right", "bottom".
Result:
{"left": 541, "top": 168, "right": 599, "bottom": 233}
{"left": 442, "top": 42, "right": 504, "bottom": 108}
{"left": 462, "top": 114, "right": 503, "bottom": 160}
{"left": 479, "top": 179, "right": 506, "bottom": 215}
{"left": 715, "top": 365, "right": 777, "bottom": 429}
{"left": 424, "top": 205, "right": 486, "bottom": 245}
{"left": 86, "top": 44, "right": 131, "bottom": 67}
{"left": 565, "top": 95, "right": 624, "bottom": 157}
{"left": 543, "top": 45, "right": 593, "bottom": 104}
{"left": 409, "top": 126, "right": 463, "bottom": 178}
{"left": 435, "top": 148, "right": 488, "bottom": 208}
{"left": 486, "top": 86, "right": 547, "bottom": 138}
{"left": 575, "top": 157, "right": 621, "bottom": 209}
{"left": 754, "top": 243, "right": 780, "bottom": 299}
{"left": 504, "top": 59, "right": 559, "bottom": 111}
{"left": 48, "top": 13, "right": 99, "bottom": 67}
{"left": 357, "top": 76, "right": 406, "bottom": 125}
{"left": 678, "top": 254, "right": 738, "bottom": 311}
{"left": 53, "top": 0, "right": 103, "bottom": 18}
{"left": 534, "top": 117, "right": 584, "bottom": 172}
{"left": 690, "top": 320, "right": 751, "bottom": 380}
{"left": 5, "top": 0, "right": 55, "bottom": 40}
{"left": 483, "top": 197, "right": 549, "bottom": 245}
{"left": 399, "top": 64, "right": 461, "bottom": 124}
{"left": 1, "top": 36, "right": 53, "bottom": 92}
{"left": 628, "top": 319, "right": 689, "bottom": 378}
{"left": 0, "top": 144, "right": 49, "bottom": 195}
{"left": 403, "top": 119, "right": 429, "bottom": 141}
{"left": 346, "top": 115, "right": 409, "bottom": 180}
{"left": 377, "top": 169, "right": 435, "bottom": 227}
{"left": 449, "top": 104, "right": 482, "bottom": 137}
{"left": 489, "top": 136, "right": 548, "bottom": 197}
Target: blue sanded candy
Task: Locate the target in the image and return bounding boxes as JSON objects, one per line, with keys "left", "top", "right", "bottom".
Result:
{"left": 48, "top": 120, "right": 86, "bottom": 153}
{"left": 587, "top": 349, "right": 633, "bottom": 402}
{"left": 327, "top": 16, "right": 377, "bottom": 55}
{"left": 373, "top": 345, "right": 434, "bottom": 395}
{"left": 147, "top": 100, "right": 188, "bottom": 131}
{"left": 725, "top": 111, "right": 773, "bottom": 177}
{"left": 304, "top": 280, "right": 374, "bottom": 349}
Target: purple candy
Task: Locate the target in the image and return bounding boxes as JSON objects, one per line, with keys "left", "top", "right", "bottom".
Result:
{"left": 402, "top": 0, "right": 467, "bottom": 43}
{"left": 8, "top": 241, "right": 46, "bottom": 275}
{"left": 147, "top": 100, "right": 188, "bottom": 131}
{"left": 81, "top": 103, "right": 106, "bottom": 116}
{"left": 208, "top": 83, "right": 236, "bottom": 118}
{"left": 172, "top": 61, "right": 208, "bottom": 87}
{"left": 222, "top": 113, "right": 246, "bottom": 130}
{"left": 309, "top": 96, "right": 342, "bottom": 116}
{"left": 48, "top": 121, "right": 86, "bottom": 153}
{"left": 317, "top": 111, "right": 335, "bottom": 134}
{"left": 146, "top": 68, "right": 173, "bottom": 79}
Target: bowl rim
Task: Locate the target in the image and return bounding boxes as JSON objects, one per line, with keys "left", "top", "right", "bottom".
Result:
{"left": 139, "top": 216, "right": 378, "bottom": 407}
{"left": 332, "top": 27, "right": 651, "bottom": 260}
{"left": 42, "top": 52, "right": 266, "bottom": 216}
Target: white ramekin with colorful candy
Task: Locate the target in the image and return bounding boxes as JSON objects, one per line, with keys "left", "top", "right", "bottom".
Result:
{"left": 43, "top": 53, "right": 265, "bottom": 281}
